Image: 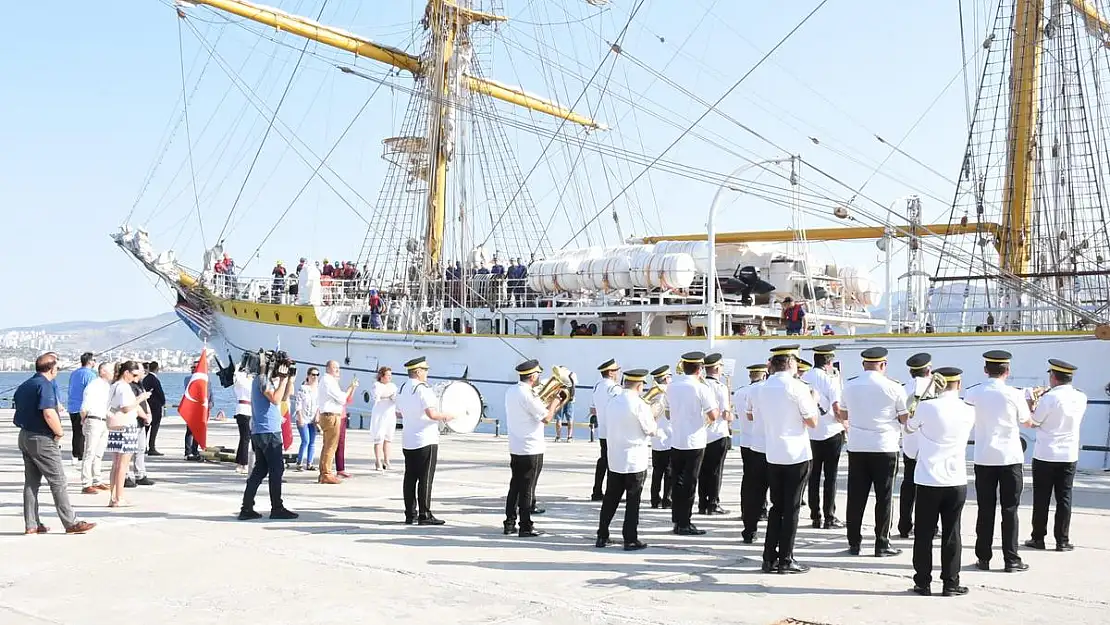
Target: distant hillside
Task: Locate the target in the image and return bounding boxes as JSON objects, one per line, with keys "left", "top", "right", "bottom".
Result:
{"left": 2, "top": 312, "right": 201, "bottom": 353}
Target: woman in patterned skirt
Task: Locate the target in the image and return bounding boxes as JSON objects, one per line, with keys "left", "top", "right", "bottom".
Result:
{"left": 106, "top": 361, "right": 151, "bottom": 507}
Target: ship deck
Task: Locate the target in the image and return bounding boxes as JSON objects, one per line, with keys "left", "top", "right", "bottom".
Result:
{"left": 2, "top": 413, "right": 1109, "bottom": 625}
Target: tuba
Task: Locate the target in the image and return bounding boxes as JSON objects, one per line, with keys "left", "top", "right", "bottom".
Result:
{"left": 536, "top": 365, "right": 575, "bottom": 408}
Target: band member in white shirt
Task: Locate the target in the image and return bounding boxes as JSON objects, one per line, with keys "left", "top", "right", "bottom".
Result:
{"left": 737, "top": 363, "right": 769, "bottom": 544}
{"left": 648, "top": 365, "right": 673, "bottom": 509}
{"left": 503, "top": 360, "right": 560, "bottom": 537}
{"left": 802, "top": 344, "right": 844, "bottom": 530}
{"left": 396, "top": 357, "right": 455, "bottom": 525}
{"left": 1024, "top": 359, "right": 1087, "bottom": 552}
{"left": 905, "top": 367, "right": 974, "bottom": 597}
{"left": 590, "top": 359, "right": 622, "bottom": 501}
{"left": 233, "top": 367, "right": 255, "bottom": 474}
{"left": 596, "top": 369, "right": 658, "bottom": 551}
{"left": 841, "top": 346, "right": 908, "bottom": 557}
{"left": 898, "top": 353, "right": 932, "bottom": 538}
{"left": 964, "top": 350, "right": 1030, "bottom": 572}
{"left": 668, "top": 351, "right": 720, "bottom": 536}
{"left": 757, "top": 345, "right": 819, "bottom": 574}
{"left": 699, "top": 353, "right": 732, "bottom": 515}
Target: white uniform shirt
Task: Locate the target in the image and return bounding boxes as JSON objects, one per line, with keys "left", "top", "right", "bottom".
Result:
{"left": 318, "top": 374, "right": 349, "bottom": 414}
{"left": 743, "top": 381, "right": 768, "bottom": 453}
{"left": 505, "top": 381, "right": 547, "bottom": 456}
{"left": 964, "top": 378, "right": 1030, "bottom": 466}
{"left": 906, "top": 391, "right": 975, "bottom": 487}
{"left": 667, "top": 375, "right": 718, "bottom": 450}
{"left": 295, "top": 383, "right": 319, "bottom": 424}
{"left": 233, "top": 371, "right": 253, "bottom": 417}
{"left": 705, "top": 377, "right": 731, "bottom": 443}
{"left": 590, "top": 378, "right": 620, "bottom": 439}
{"left": 841, "top": 371, "right": 908, "bottom": 453}
{"left": 901, "top": 377, "right": 932, "bottom": 460}
{"left": 757, "top": 372, "right": 819, "bottom": 465}
{"left": 650, "top": 386, "right": 672, "bottom": 452}
{"left": 81, "top": 377, "right": 111, "bottom": 418}
{"left": 801, "top": 367, "right": 843, "bottom": 441}
{"left": 397, "top": 380, "right": 439, "bottom": 450}
{"left": 605, "top": 389, "right": 656, "bottom": 473}
{"left": 733, "top": 384, "right": 755, "bottom": 449}
{"left": 1030, "top": 384, "right": 1088, "bottom": 463}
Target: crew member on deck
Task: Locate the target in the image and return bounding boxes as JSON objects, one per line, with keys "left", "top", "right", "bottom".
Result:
{"left": 503, "top": 360, "right": 560, "bottom": 537}
{"left": 590, "top": 359, "right": 622, "bottom": 501}
{"left": 699, "top": 353, "right": 732, "bottom": 516}
{"left": 899, "top": 353, "right": 932, "bottom": 538}
{"left": 596, "top": 369, "right": 657, "bottom": 551}
{"left": 757, "top": 344, "right": 819, "bottom": 574}
{"left": 802, "top": 344, "right": 845, "bottom": 530}
{"left": 906, "top": 367, "right": 974, "bottom": 597}
{"left": 964, "top": 350, "right": 1030, "bottom": 572}
{"left": 667, "top": 351, "right": 719, "bottom": 536}
{"left": 648, "top": 365, "right": 673, "bottom": 509}
{"left": 738, "top": 363, "right": 770, "bottom": 544}
{"left": 1024, "top": 359, "right": 1088, "bottom": 552}
{"left": 841, "top": 346, "right": 908, "bottom": 557}
{"left": 397, "top": 357, "right": 455, "bottom": 526}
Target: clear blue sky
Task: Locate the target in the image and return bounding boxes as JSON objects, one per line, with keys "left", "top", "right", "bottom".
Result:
{"left": 0, "top": 0, "right": 976, "bottom": 329}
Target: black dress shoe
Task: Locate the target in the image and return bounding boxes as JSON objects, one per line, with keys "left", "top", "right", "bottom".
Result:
{"left": 418, "top": 516, "right": 446, "bottom": 526}
{"left": 503, "top": 522, "right": 517, "bottom": 535}
{"left": 848, "top": 545, "right": 861, "bottom": 556}
{"left": 824, "top": 518, "right": 845, "bottom": 530}
{"left": 404, "top": 517, "right": 415, "bottom": 525}
{"left": 975, "top": 560, "right": 990, "bottom": 571}
{"left": 238, "top": 509, "right": 263, "bottom": 521}
{"left": 697, "top": 508, "right": 709, "bottom": 515}
{"left": 124, "top": 478, "right": 137, "bottom": 488}
{"left": 1004, "top": 561, "right": 1029, "bottom": 572}
{"left": 623, "top": 540, "right": 648, "bottom": 551}
{"left": 518, "top": 528, "right": 544, "bottom": 537}
{"left": 147, "top": 450, "right": 164, "bottom": 457}
{"left": 942, "top": 585, "right": 969, "bottom": 597}
{"left": 590, "top": 494, "right": 604, "bottom": 502}
{"left": 911, "top": 585, "right": 932, "bottom": 596}
{"left": 531, "top": 506, "right": 545, "bottom": 515}
{"left": 270, "top": 508, "right": 299, "bottom": 520}
{"left": 898, "top": 531, "right": 912, "bottom": 539}
{"left": 760, "top": 560, "right": 777, "bottom": 573}
{"left": 661, "top": 500, "right": 672, "bottom": 509}
{"left": 759, "top": 510, "right": 768, "bottom": 521}
{"left": 708, "top": 506, "right": 728, "bottom": 515}
{"left": 135, "top": 477, "right": 155, "bottom": 486}
{"left": 1056, "top": 542, "right": 1074, "bottom": 552}
{"left": 1024, "top": 538, "right": 1046, "bottom": 550}
{"left": 673, "top": 525, "right": 706, "bottom": 536}
{"left": 777, "top": 560, "right": 810, "bottom": 574}
{"left": 875, "top": 547, "right": 903, "bottom": 558}
{"left": 741, "top": 533, "right": 756, "bottom": 544}
{"left": 651, "top": 502, "right": 660, "bottom": 509}
{"left": 812, "top": 519, "right": 823, "bottom": 529}
{"left": 595, "top": 536, "right": 614, "bottom": 548}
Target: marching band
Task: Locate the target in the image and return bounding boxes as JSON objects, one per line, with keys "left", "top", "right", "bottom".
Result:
{"left": 354, "top": 345, "right": 1087, "bottom": 596}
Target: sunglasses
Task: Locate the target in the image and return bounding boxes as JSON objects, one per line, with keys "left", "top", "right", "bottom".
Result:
{"left": 308, "top": 372, "right": 319, "bottom": 377}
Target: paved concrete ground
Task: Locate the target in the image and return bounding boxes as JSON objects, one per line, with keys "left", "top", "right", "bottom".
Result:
{"left": 2, "top": 414, "right": 1108, "bottom": 625}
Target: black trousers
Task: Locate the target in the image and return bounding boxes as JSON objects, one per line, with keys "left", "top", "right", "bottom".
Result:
{"left": 846, "top": 451, "right": 898, "bottom": 550}
{"left": 974, "top": 463, "right": 1023, "bottom": 564}
{"left": 598, "top": 469, "right": 647, "bottom": 543}
{"left": 898, "top": 454, "right": 917, "bottom": 536}
{"left": 650, "top": 449, "right": 673, "bottom": 505}
{"left": 808, "top": 432, "right": 844, "bottom": 522}
{"left": 241, "top": 433, "right": 285, "bottom": 512}
{"left": 147, "top": 406, "right": 164, "bottom": 451}
{"left": 698, "top": 438, "right": 729, "bottom": 511}
{"left": 234, "top": 415, "right": 252, "bottom": 466}
{"left": 592, "top": 439, "right": 608, "bottom": 498}
{"left": 1030, "top": 459, "right": 1076, "bottom": 545}
{"left": 69, "top": 414, "right": 84, "bottom": 461}
{"left": 740, "top": 446, "right": 769, "bottom": 539}
{"left": 505, "top": 453, "right": 543, "bottom": 530}
{"left": 669, "top": 448, "right": 704, "bottom": 527}
{"left": 912, "top": 484, "right": 966, "bottom": 589}
{"left": 764, "top": 460, "right": 810, "bottom": 564}
{"left": 403, "top": 444, "right": 439, "bottom": 520}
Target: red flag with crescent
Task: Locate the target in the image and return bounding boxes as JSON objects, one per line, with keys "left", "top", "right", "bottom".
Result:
{"left": 280, "top": 396, "right": 293, "bottom": 450}
{"left": 180, "top": 349, "right": 210, "bottom": 449}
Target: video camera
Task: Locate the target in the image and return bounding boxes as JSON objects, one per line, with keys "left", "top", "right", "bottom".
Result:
{"left": 240, "top": 348, "right": 297, "bottom": 379}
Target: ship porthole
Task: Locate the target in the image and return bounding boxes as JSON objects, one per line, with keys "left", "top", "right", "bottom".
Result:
{"left": 232, "top": 306, "right": 238, "bottom": 315}
{"left": 363, "top": 391, "right": 371, "bottom": 404}
{"left": 274, "top": 312, "right": 280, "bottom": 322}
{"left": 254, "top": 310, "right": 260, "bottom": 320}
{"left": 297, "top": 314, "right": 304, "bottom": 324}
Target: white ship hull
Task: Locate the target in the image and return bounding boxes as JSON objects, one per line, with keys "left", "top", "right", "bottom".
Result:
{"left": 208, "top": 307, "right": 1110, "bottom": 470}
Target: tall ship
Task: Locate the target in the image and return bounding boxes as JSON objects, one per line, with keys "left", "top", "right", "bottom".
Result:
{"left": 121, "top": 0, "right": 1109, "bottom": 468}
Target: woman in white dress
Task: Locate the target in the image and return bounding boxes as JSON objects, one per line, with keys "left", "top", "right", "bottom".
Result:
{"left": 106, "top": 361, "right": 151, "bottom": 507}
{"left": 370, "top": 366, "right": 398, "bottom": 470}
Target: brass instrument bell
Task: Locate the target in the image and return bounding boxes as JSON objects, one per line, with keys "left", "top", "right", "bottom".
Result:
{"left": 536, "top": 365, "right": 575, "bottom": 408}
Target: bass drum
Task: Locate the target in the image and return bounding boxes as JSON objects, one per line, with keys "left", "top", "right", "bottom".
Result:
{"left": 438, "top": 380, "right": 484, "bottom": 433}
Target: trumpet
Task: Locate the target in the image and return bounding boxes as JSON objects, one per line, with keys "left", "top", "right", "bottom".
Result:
{"left": 536, "top": 365, "right": 575, "bottom": 408}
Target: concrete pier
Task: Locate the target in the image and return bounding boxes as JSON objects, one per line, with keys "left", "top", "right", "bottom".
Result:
{"left": 1, "top": 412, "right": 1108, "bottom": 625}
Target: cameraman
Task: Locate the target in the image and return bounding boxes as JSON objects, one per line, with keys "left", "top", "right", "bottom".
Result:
{"left": 239, "top": 356, "right": 298, "bottom": 520}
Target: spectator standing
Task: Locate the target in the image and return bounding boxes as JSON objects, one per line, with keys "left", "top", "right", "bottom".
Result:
{"left": 66, "top": 352, "right": 97, "bottom": 465}
{"left": 142, "top": 361, "right": 167, "bottom": 456}
{"left": 80, "top": 363, "right": 113, "bottom": 493}
{"left": 295, "top": 368, "right": 321, "bottom": 471}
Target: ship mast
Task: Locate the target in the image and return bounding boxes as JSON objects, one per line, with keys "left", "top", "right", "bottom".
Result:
{"left": 176, "top": 0, "right": 599, "bottom": 270}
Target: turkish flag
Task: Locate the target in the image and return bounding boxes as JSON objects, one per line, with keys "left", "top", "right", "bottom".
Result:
{"left": 180, "top": 349, "right": 210, "bottom": 449}
{"left": 280, "top": 397, "right": 293, "bottom": 451}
